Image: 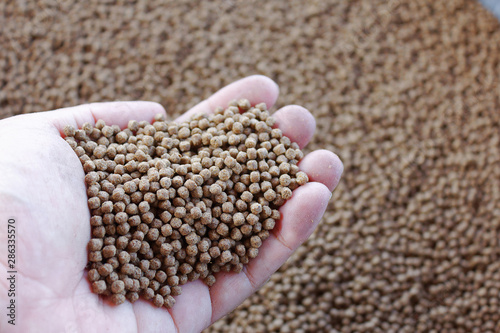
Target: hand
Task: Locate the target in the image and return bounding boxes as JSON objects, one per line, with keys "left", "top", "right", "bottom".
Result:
{"left": 0, "top": 75, "right": 343, "bottom": 333}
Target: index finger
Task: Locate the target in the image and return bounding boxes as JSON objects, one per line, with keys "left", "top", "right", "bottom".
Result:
{"left": 175, "top": 75, "right": 279, "bottom": 123}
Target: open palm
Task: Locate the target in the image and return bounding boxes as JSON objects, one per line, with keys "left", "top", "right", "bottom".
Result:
{"left": 0, "top": 76, "right": 342, "bottom": 333}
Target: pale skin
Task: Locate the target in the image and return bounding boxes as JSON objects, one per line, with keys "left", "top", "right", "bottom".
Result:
{"left": 0, "top": 75, "right": 343, "bottom": 333}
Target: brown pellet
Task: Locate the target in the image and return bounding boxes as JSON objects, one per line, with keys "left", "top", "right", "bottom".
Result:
{"left": 92, "top": 281, "right": 107, "bottom": 294}
{"left": 102, "top": 245, "right": 117, "bottom": 258}
{"left": 88, "top": 238, "right": 103, "bottom": 251}
{"left": 111, "top": 280, "right": 125, "bottom": 294}
{"left": 152, "top": 294, "right": 164, "bottom": 307}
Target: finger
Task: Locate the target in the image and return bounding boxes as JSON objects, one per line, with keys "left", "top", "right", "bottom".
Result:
{"left": 167, "top": 280, "right": 212, "bottom": 333}
{"left": 299, "top": 149, "right": 344, "bottom": 191}
{"left": 175, "top": 75, "right": 279, "bottom": 123}
{"left": 208, "top": 182, "right": 331, "bottom": 323}
{"left": 132, "top": 299, "right": 178, "bottom": 333}
{"left": 42, "top": 101, "right": 167, "bottom": 135}
{"left": 273, "top": 105, "right": 316, "bottom": 149}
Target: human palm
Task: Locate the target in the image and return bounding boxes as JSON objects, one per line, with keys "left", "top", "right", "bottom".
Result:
{"left": 0, "top": 76, "right": 342, "bottom": 333}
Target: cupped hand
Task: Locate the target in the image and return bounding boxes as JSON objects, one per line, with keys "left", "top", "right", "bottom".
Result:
{"left": 0, "top": 75, "right": 342, "bottom": 333}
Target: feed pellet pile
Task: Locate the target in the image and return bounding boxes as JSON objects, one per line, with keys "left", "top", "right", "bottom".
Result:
{"left": 63, "top": 101, "right": 307, "bottom": 308}
{"left": 2, "top": 0, "right": 500, "bottom": 332}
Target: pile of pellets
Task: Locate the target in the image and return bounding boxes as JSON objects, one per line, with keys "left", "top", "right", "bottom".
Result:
{"left": 63, "top": 99, "right": 308, "bottom": 308}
